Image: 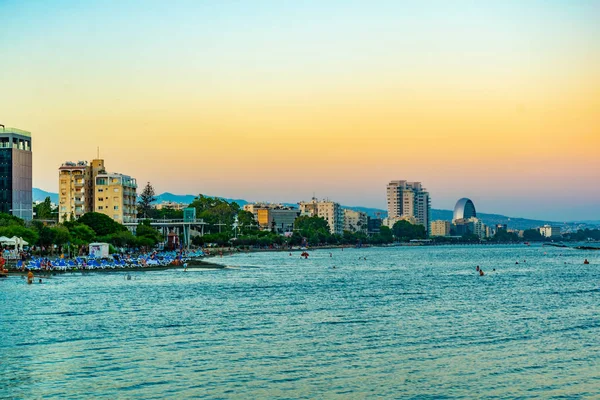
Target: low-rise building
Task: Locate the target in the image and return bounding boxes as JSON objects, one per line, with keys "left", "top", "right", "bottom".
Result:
{"left": 539, "top": 225, "right": 561, "bottom": 238}
{"left": 430, "top": 220, "right": 451, "bottom": 237}
{"left": 367, "top": 217, "right": 382, "bottom": 235}
{"left": 244, "top": 202, "right": 299, "bottom": 233}
{"left": 343, "top": 209, "right": 368, "bottom": 233}
{"left": 298, "top": 198, "right": 343, "bottom": 235}
{"left": 154, "top": 201, "right": 188, "bottom": 211}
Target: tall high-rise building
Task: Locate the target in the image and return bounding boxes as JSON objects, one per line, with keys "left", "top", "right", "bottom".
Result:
{"left": 299, "top": 198, "right": 343, "bottom": 235}
{"left": 59, "top": 158, "right": 136, "bottom": 223}
{"left": 386, "top": 180, "right": 430, "bottom": 234}
{"left": 0, "top": 126, "right": 32, "bottom": 220}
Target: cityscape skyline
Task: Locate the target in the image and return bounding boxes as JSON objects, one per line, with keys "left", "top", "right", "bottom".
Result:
{"left": 2, "top": 1, "right": 599, "bottom": 221}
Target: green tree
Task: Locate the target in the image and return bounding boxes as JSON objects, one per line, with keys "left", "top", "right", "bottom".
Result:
{"left": 77, "top": 212, "right": 127, "bottom": 236}
{"left": 492, "top": 230, "right": 520, "bottom": 242}
{"left": 137, "top": 182, "right": 157, "bottom": 218}
{"left": 189, "top": 195, "right": 240, "bottom": 233}
{"left": 392, "top": 220, "right": 426, "bottom": 241}
{"left": 101, "top": 230, "right": 137, "bottom": 248}
{"left": 294, "top": 216, "right": 330, "bottom": 232}
{"left": 52, "top": 226, "right": 71, "bottom": 246}
{"left": 0, "top": 212, "right": 25, "bottom": 227}
{"left": 136, "top": 220, "right": 163, "bottom": 246}
{"left": 523, "top": 229, "right": 544, "bottom": 241}
{"left": 237, "top": 210, "right": 257, "bottom": 234}
{"left": 0, "top": 225, "right": 39, "bottom": 246}
{"left": 68, "top": 223, "right": 97, "bottom": 245}
{"left": 34, "top": 197, "right": 54, "bottom": 220}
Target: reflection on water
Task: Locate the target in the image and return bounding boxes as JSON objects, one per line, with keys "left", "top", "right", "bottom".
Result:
{"left": 1, "top": 245, "right": 599, "bottom": 398}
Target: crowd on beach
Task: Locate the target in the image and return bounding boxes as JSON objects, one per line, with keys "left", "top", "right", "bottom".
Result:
{"left": 2, "top": 248, "right": 207, "bottom": 273}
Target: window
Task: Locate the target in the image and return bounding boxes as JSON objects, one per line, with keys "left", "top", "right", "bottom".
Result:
{"left": 98, "top": 188, "right": 104, "bottom": 192}
{"left": 114, "top": 206, "right": 119, "bottom": 210}
{"left": 98, "top": 197, "right": 103, "bottom": 201}
{"left": 113, "top": 188, "right": 119, "bottom": 192}
{"left": 98, "top": 206, "right": 103, "bottom": 210}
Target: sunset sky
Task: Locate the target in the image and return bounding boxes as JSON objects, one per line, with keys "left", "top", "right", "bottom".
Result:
{"left": 1, "top": 0, "right": 598, "bottom": 220}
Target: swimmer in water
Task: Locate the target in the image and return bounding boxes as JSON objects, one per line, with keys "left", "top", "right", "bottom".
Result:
{"left": 476, "top": 265, "right": 480, "bottom": 271}
{"left": 584, "top": 259, "right": 590, "bottom": 265}
{"left": 479, "top": 269, "right": 485, "bottom": 276}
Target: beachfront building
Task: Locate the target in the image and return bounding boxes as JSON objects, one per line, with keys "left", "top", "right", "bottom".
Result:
{"left": 383, "top": 215, "right": 418, "bottom": 228}
{"left": 59, "top": 158, "right": 136, "bottom": 223}
{"left": 430, "top": 220, "right": 451, "bottom": 237}
{"left": 299, "top": 198, "right": 343, "bottom": 235}
{"left": 343, "top": 209, "right": 368, "bottom": 233}
{"left": 452, "top": 217, "right": 489, "bottom": 239}
{"left": 0, "top": 126, "right": 32, "bottom": 220}
{"left": 154, "top": 201, "right": 188, "bottom": 211}
{"left": 539, "top": 225, "right": 561, "bottom": 238}
{"left": 453, "top": 198, "right": 477, "bottom": 222}
{"left": 58, "top": 159, "right": 105, "bottom": 222}
{"left": 367, "top": 217, "right": 382, "bottom": 235}
{"left": 94, "top": 172, "right": 137, "bottom": 223}
{"left": 244, "top": 203, "right": 300, "bottom": 233}
{"left": 386, "top": 180, "right": 430, "bottom": 235}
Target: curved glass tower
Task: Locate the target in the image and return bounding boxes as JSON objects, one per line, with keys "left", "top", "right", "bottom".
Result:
{"left": 453, "top": 198, "right": 476, "bottom": 222}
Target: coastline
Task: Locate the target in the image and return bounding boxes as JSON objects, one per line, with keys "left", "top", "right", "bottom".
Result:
{"left": 5, "top": 258, "right": 227, "bottom": 276}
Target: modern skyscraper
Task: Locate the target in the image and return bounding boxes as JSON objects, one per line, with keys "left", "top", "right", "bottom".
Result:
{"left": 386, "top": 180, "right": 431, "bottom": 234}
{"left": 453, "top": 198, "right": 477, "bottom": 222}
{"left": 0, "top": 126, "right": 32, "bottom": 220}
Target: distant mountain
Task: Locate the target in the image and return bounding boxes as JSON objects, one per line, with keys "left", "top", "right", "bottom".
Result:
{"left": 155, "top": 192, "right": 197, "bottom": 205}
{"left": 31, "top": 188, "right": 597, "bottom": 230}
{"left": 155, "top": 192, "right": 248, "bottom": 207}
{"left": 33, "top": 188, "right": 59, "bottom": 204}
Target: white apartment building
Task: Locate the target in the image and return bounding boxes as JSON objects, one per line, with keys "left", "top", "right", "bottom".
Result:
{"left": 298, "top": 198, "right": 343, "bottom": 235}
{"left": 386, "top": 180, "right": 431, "bottom": 234}
{"left": 539, "top": 225, "right": 561, "bottom": 238}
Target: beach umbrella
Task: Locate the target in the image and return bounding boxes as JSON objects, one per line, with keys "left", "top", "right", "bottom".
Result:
{"left": 1, "top": 237, "right": 16, "bottom": 246}
{"left": 12, "top": 236, "right": 28, "bottom": 246}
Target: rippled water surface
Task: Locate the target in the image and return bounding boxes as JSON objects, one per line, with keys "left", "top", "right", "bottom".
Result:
{"left": 2, "top": 245, "right": 599, "bottom": 399}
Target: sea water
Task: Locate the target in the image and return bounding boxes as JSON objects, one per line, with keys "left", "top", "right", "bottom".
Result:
{"left": 1, "top": 245, "right": 599, "bottom": 399}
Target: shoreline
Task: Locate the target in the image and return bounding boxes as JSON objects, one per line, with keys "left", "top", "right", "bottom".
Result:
{"left": 4, "top": 258, "right": 227, "bottom": 276}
